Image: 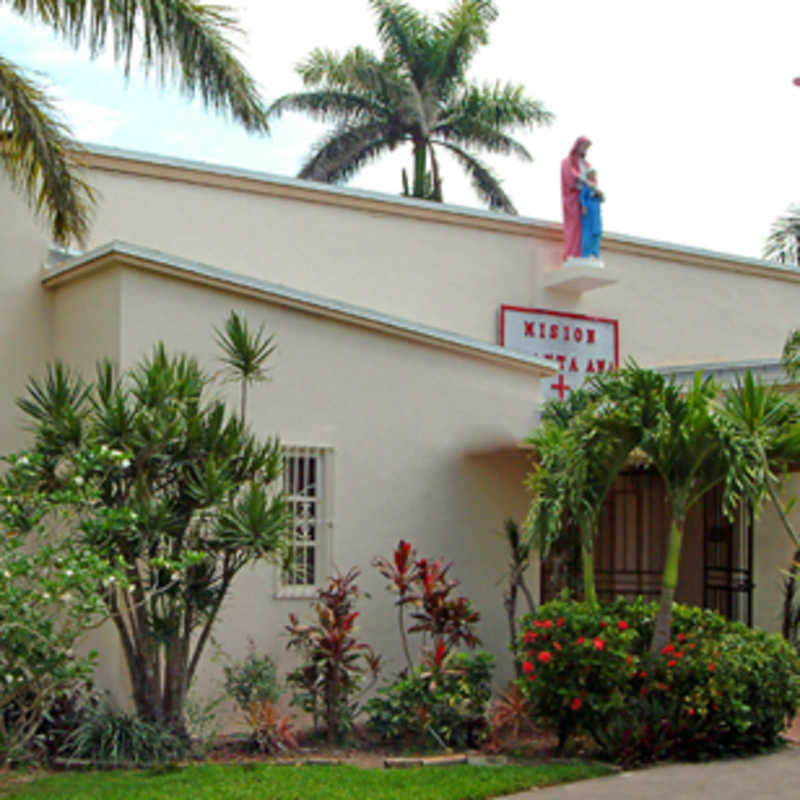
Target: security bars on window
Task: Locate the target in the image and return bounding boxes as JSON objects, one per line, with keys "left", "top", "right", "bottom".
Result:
{"left": 282, "top": 447, "right": 324, "bottom": 588}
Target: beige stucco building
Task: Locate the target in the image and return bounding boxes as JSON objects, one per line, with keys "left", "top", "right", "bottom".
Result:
{"left": 2, "top": 144, "right": 799, "bottom": 715}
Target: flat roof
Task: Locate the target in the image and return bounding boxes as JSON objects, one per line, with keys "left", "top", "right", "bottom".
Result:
{"left": 77, "top": 143, "right": 800, "bottom": 283}
{"left": 656, "top": 358, "right": 788, "bottom": 387}
{"left": 41, "top": 240, "right": 558, "bottom": 378}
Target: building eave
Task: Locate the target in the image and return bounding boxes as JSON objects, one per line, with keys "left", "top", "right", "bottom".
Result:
{"left": 41, "top": 241, "right": 558, "bottom": 378}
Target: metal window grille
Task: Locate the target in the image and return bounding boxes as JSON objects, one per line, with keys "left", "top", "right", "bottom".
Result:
{"left": 280, "top": 446, "right": 327, "bottom": 591}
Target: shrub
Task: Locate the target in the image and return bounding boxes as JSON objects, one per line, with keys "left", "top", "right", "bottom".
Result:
{"left": 223, "top": 643, "right": 280, "bottom": 711}
{"left": 366, "top": 649, "right": 494, "bottom": 749}
{"left": 286, "top": 568, "right": 381, "bottom": 743}
{"left": 516, "top": 598, "right": 800, "bottom": 762}
{"left": 243, "top": 700, "right": 298, "bottom": 754}
{"left": 66, "top": 699, "right": 187, "bottom": 766}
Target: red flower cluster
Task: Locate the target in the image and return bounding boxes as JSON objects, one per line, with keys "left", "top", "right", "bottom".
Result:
{"left": 593, "top": 637, "right": 605, "bottom": 651}
{"left": 538, "top": 651, "right": 552, "bottom": 664}
{"left": 618, "top": 620, "right": 629, "bottom": 630}
{"left": 570, "top": 697, "right": 583, "bottom": 711}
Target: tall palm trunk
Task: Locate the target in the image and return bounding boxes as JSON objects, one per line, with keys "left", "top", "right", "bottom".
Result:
{"left": 412, "top": 140, "right": 427, "bottom": 198}
{"left": 580, "top": 521, "right": 598, "bottom": 606}
{"left": 651, "top": 514, "right": 685, "bottom": 653}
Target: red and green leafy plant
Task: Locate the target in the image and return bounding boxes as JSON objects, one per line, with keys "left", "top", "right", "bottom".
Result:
{"left": 243, "top": 700, "right": 297, "bottom": 755}
{"left": 285, "top": 568, "right": 381, "bottom": 743}
{"left": 372, "top": 540, "right": 481, "bottom": 670}
{"left": 485, "top": 684, "right": 537, "bottom": 753}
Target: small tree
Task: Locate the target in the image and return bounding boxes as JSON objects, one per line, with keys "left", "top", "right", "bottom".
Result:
{"left": 13, "top": 345, "right": 290, "bottom": 734}
{"left": 285, "top": 568, "right": 381, "bottom": 742}
{"left": 214, "top": 310, "right": 275, "bottom": 424}
{"left": 525, "top": 388, "right": 637, "bottom": 607}
{"left": 499, "top": 519, "right": 535, "bottom": 676}
{"left": 0, "top": 451, "right": 123, "bottom": 764}
{"left": 594, "top": 365, "right": 752, "bottom": 654}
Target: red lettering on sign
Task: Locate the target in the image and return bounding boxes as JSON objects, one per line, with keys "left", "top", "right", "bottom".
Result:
{"left": 551, "top": 374, "right": 571, "bottom": 400}
{"left": 524, "top": 321, "right": 535, "bottom": 337}
{"left": 586, "top": 359, "right": 595, "bottom": 373}
{"left": 587, "top": 329, "right": 596, "bottom": 344}
{"left": 549, "top": 324, "right": 559, "bottom": 339}
{"left": 569, "top": 358, "right": 579, "bottom": 372}
{"left": 574, "top": 328, "right": 583, "bottom": 343}
{"left": 563, "top": 326, "right": 570, "bottom": 341}
{"left": 597, "top": 359, "right": 606, "bottom": 372}
{"left": 544, "top": 354, "right": 554, "bottom": 360}
{"left": 556, "top": 355, "right": 567, "bottom": 369}
{"left": 540, "top": 322, "right": 546, "bottom": 338}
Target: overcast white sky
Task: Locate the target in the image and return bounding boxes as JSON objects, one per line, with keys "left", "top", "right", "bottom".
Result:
{"left": 2, "top": 0, "right": 799, "bottom": 258}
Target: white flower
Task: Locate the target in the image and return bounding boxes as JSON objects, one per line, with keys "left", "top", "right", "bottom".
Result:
{"left": 74, "top": 476, "right": 84, "bottom": 487}
{"left": 64, "top": 569, "right": 74, "bottom": 577}
{"left": 5, "top": 674, "right": 14, "bottom": 684}
{"left": 100, "top": 445, "right": 109, "bottom": 455}
{"left": 111, "top": 449, "right": 123, "bottom": 459}
{"left": 3, "top": 570, "right": 10, "bottom": 579}
{"left": 17, "top": 456, "right": 29, "bottom": 466}
{"left": 42, "top": 592, "right": 51, "bottom": 600}
{"left": 120, "top": 459, "right": 132, "bottom": 470}
{"left": 60, "top": 592, "right": 73, "bottom": 603}
{"left": 170, "top": 572, "right": 181, "bottom": 582}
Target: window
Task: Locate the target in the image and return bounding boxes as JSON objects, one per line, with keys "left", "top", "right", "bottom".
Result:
{"left": 278, "top": 446, "right": 331, "bottom": 597}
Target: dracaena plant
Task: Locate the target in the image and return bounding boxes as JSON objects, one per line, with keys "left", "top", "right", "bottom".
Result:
{"left": 285, "top": 567, "right": 381, "bottom": 743}
{"left": 372, "top": 540, "right": 481, "bottom": 672}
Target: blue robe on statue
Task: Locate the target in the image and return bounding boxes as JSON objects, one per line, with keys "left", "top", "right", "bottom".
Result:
{"left": 579, "top": 184, "right": 603, "bottom": 257}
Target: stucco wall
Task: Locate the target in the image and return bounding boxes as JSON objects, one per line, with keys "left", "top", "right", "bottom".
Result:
{"left": 80, "top": 156, "right": 800, "bottom": 369}
{"left": 47, "top": 262, "right": 542, "bottom": 718}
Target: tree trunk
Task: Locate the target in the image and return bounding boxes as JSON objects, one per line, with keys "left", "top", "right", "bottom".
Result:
{"left": 581, "top": 540, "right": 597, "bottom": 606}
{"left": 782, "top": 548, "right": 800, "bottom": 642}
{"left": 650, "top": 517, "right": 684, "bottom": 654}
{"left": 412, "top": 141, "right": 427, "bottom": 198}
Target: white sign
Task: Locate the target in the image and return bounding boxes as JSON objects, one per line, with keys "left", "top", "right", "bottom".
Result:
{"left": 500, "top": 306, "right": 619, "bottom": 402}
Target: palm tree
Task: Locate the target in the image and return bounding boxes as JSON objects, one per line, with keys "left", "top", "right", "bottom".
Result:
{"left": 764, "top": 205, "right": 800, "bottom": 266}
{"left": 1, "top": 0, "right": 269, "bottom": 246}
{"left": 214, "top": 310, "right": 275, "bottom": 425}
{"left": 525, "top": 388, "right": 636, "bottom": 607}
{"left": 717, "top": 370, "right": 800, "bottom": 642}
{"left": 268, "top": 0, "right": 552, "bottom": 213}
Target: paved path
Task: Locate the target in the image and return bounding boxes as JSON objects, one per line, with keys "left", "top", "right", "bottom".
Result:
{"left": 502, "top": 747, "right": 800, "bottom": 800}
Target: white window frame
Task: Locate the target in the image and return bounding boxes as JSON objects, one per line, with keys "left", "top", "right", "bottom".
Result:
{"left": 275, "top": 445, "right": 333, "bottom": 599}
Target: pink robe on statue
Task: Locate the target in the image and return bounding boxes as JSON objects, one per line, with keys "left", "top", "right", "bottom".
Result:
{"left": 561, "top": 137, "right": 591, "bottom": 262}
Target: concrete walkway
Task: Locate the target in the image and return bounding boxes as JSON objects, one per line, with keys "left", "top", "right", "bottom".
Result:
{"left": 502, "top": 747, "right": 800, "bottom": 800}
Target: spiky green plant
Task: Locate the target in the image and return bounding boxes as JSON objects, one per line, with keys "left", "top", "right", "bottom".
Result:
{"left": 214, "top": 310, "right": 275, "bottom": 424}
{"left": 269, "top": 0, "right": 552, "bottom": 212}
{"left": 1, "top": 0, "right": 269, "bottom": 245}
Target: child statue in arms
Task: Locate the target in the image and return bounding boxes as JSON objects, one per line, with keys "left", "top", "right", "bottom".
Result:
{"left": 579, "top": 167, "right": 604, "bottom": 258}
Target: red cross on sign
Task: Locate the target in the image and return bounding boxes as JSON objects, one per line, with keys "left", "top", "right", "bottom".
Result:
{"left": 551, "top": 373, "right": 571, "bottom": 400}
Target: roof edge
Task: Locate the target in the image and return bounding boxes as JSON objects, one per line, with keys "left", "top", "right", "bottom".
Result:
{"left": 74, "top": 142, "right": 800, "bottom": 282}
{"left": 41, "top": 240, "right": 558, "bottom": 378}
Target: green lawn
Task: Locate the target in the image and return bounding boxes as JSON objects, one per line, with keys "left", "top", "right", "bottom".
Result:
{"left": 0, "top": 762, "right": 610, "bottom": 800}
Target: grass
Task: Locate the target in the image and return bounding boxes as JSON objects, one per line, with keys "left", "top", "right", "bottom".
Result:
{"left": 0, "top": 762, "right": 611, "bottom": 799}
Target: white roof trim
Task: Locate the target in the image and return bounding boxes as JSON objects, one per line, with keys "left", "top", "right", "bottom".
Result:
{"left": 41, "top": 240, "right": 557, "bottom": 377}
{"left": 656, "top": 358, "right": 788, "bottom": 387}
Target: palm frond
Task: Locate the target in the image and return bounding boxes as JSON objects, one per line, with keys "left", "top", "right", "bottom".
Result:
{"left": 11, "top": 0, "right": 268, "bottom": 132}
{"left": 368, "top": 0, "right": 431, "bottom": 83}
{"left": 764, "top": 205, "right": 800, "bottom": 266}
{"left": 433, "top": 139, "right": 516, "bottom": 213}
{"left": 299, "top": 121, "right": 399, "bottom": 183}
{"left": 445, "top": 81, "right": 553, "bottom": 131}
{"left": 0, "top": 55, "right": 93, "bottom": 244}
{"left": 430, "top": 0, "right": 497, "bottom": 87}
{"left": 436, "top": 122, "right": 531, "bottom": 160}
{"left": 268, "top": 90, "right": 386, "bottom": 125}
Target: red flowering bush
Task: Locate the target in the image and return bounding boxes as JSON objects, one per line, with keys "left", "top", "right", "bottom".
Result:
{"left": 517, "top": 599, "right": 643, "bottom": 748}
{"left": 518, "top": 598, "right": 800, "bottom": 762}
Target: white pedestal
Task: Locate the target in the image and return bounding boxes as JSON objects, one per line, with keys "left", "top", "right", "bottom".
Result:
{"left": 542, "top": 257, "right": 620, "bottom": 293}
